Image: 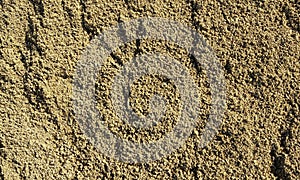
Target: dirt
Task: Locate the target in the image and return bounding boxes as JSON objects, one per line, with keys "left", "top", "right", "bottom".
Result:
{"left": 0, "top": 0, "right": 299, "bottom": 179}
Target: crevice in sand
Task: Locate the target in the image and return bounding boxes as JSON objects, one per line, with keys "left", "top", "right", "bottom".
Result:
{"left": 187, "top": 0, "right": 206, "bottom": 32}
{"left": 186, "top": 0, "right": 205, "bottom": 76}
{"left": 79, "top": 0, "right": 97, "bottom": 40}
{"left": 20, "top": 17, "right": 57, "bottom": 125}
{"left": 25, "top": 16, "right": 43, "bottom": 56}
{"left": 270, "top": 114, "right": 294, "bottom": 179}
{"left": 28, "top": 0, "right": 45, "bottom": 28}
{"left": 270, "top": 144, "right": 290, "bottom": 180}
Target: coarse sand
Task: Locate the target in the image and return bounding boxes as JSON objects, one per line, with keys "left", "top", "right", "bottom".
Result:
{"left": 0, "top": 0, "right": 299, "bottom": 179}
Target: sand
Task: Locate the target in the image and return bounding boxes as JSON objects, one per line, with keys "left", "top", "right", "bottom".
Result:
{"left": 0, "top": 0, "right": 299, "bottom": 179}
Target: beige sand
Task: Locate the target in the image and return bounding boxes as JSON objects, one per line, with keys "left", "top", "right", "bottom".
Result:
{"left": 0, "top": 0, "right": 299, "bottom": 179}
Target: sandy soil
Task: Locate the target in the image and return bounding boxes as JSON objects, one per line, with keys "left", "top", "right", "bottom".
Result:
{"left": 0, "top": 0, "right": 299, "bottom": 179}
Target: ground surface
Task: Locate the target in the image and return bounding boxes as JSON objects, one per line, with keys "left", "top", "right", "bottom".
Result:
{"left": 0, "top": 0, "right": 299, "bottom": 179}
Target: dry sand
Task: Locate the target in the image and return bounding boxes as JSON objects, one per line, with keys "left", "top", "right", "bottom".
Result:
{"left": 0, "top": 0, "right": 299, "bottom": 179}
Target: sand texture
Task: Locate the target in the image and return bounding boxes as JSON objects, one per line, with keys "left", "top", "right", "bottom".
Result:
{"left": 0, "top": 0, "right": 299, "bottom": 179}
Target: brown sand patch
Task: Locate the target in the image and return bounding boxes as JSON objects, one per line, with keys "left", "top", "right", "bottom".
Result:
{"left": 1, "top": 0, "right": 299, "bottom": 179}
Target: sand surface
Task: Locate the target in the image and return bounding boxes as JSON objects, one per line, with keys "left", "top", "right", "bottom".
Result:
{"left": 0, "top": 0, "right": 299, "bottom": 179}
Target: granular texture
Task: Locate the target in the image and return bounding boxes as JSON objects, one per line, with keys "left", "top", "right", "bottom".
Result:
{"left": 0, "top": 0, "right": 299, "bottom": 179}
